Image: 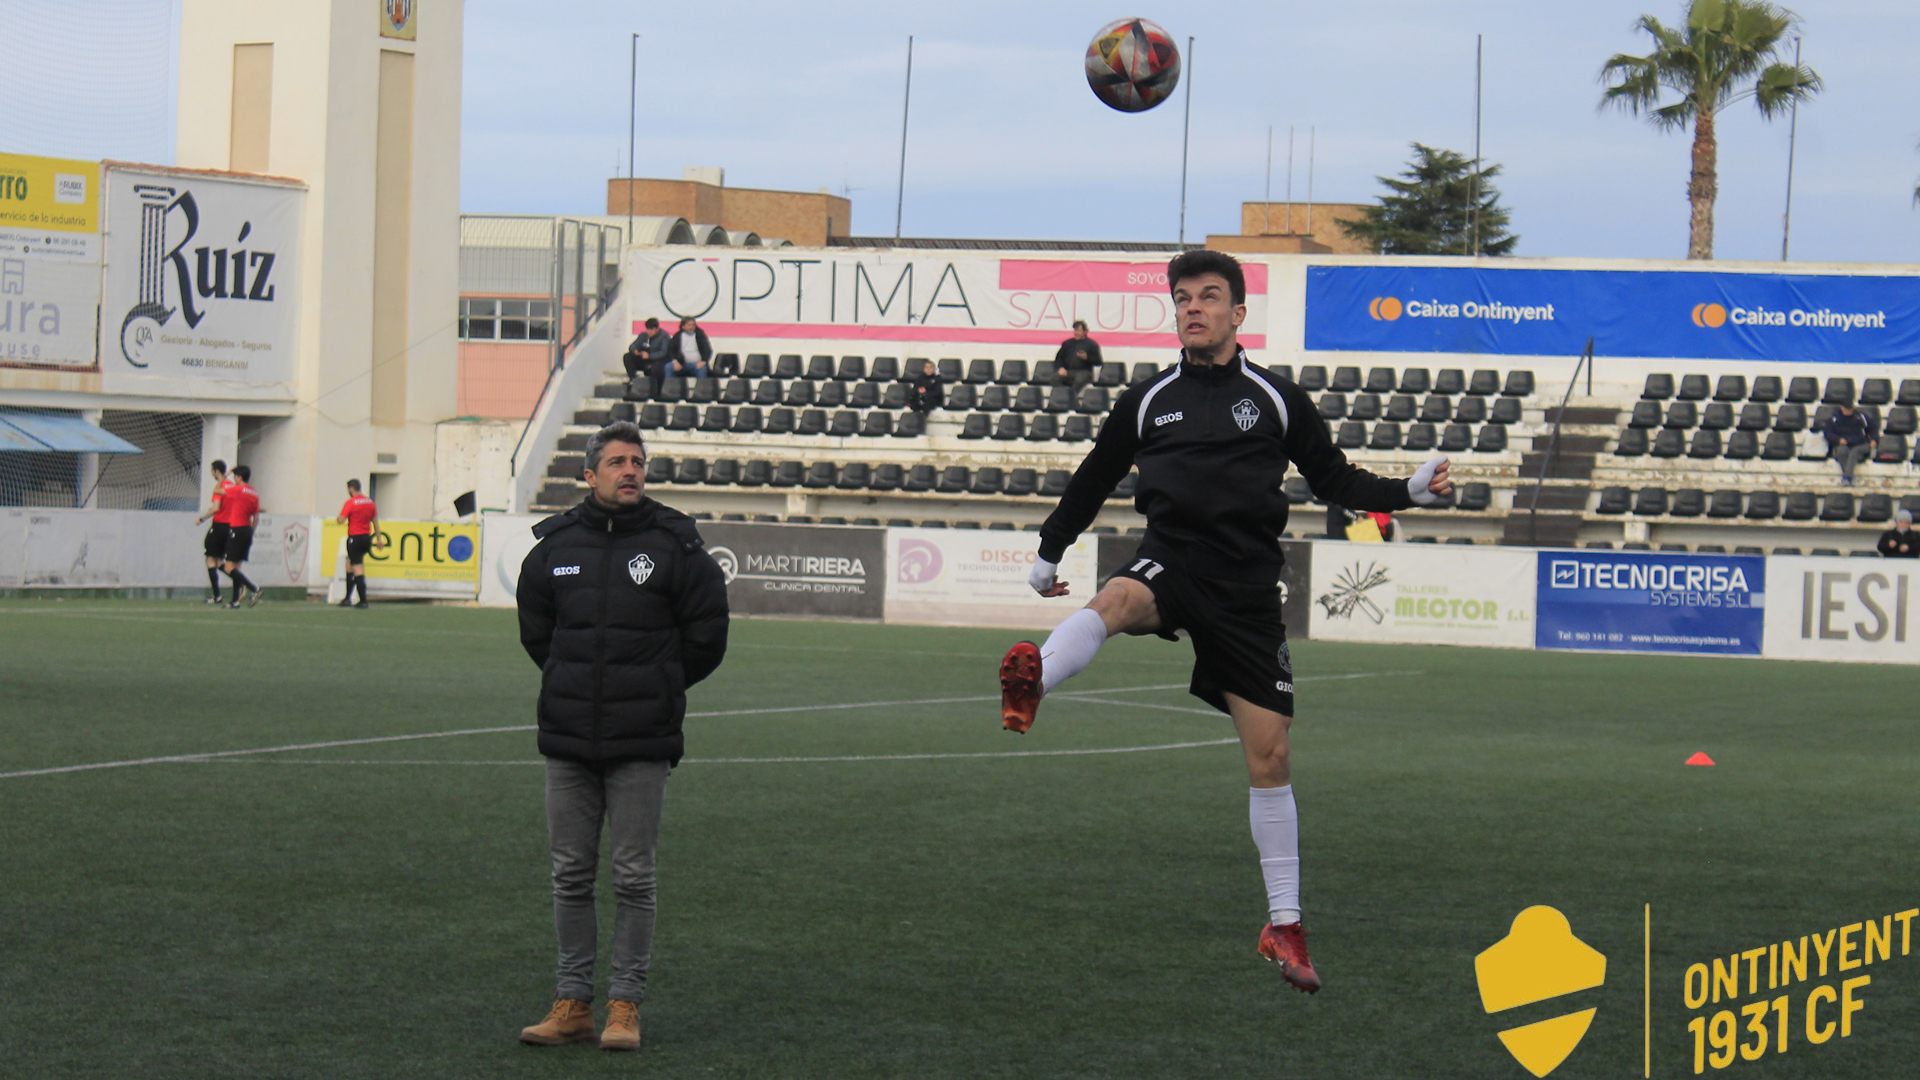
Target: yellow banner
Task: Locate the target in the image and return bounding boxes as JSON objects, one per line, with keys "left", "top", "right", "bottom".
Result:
{"left": 321, "top": 519, "right": 479, "bottom": 582}
{"left": 0, "top": 152, "right": 100, "bottom": 233}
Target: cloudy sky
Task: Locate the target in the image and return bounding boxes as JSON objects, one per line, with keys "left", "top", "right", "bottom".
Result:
{"left": 4, "top": 1, "right": 1917, "bottom": 263}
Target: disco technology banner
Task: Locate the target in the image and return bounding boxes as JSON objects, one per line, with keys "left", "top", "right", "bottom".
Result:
{"left": 1304, "top": 264, "right": 1920, "bottom": 364}
{"left": 627, "top": 250, "right": 1270, "bottom": 352}
{"left": 884, "top": 527, "right": 1098, "bottom": 630}
{"left": 1536, "top": 550, "right": 1766, "bottom": 656}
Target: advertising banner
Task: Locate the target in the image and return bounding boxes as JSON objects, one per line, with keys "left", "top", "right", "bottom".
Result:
{"left": 1761, "top": 556, "right": 1918, "bottom": 665}
{"left": 0, "top": 508, "right": 312, "bottom": 589}
{"left": 629, "top": 250, "right": 1269, "bottom": 352}
{"left": 702, "top": 521, "right": 885, "bottom": 619}
{"left": 320, "top": 519, "right": 478, "bottom": 584}
{"left": 1536, "top": 550, "right": 1765, "bottom": 656}
{"left": 1308, "top": 541, "right": 1535, "bottom": 648}
{"left": 99, "top": 164, "right": 303, "bottom": 399}
{"left": 0, "top": 152, "right": 101, "bottom": 369}
{"left": 884, "top": 527, "right": 1097, "bottom": 630}
{"left": 1304, "top": 264, "right": 1920, "bottom": 364}
{"left": 477, "top": 512, "right": 544, "bottom": 607}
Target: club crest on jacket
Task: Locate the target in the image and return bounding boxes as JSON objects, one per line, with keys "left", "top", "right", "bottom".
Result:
{"left": 628, "top": 553, "right": 655, "bottom": 585}
{"left": 1232, "top": 398, "right": 1260, "bottom": 431}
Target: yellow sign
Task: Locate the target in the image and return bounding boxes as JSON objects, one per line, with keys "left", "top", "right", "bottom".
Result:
{"left": 321, "top": 519, "right": 477, "bottom": 582}
{"left": 1476, "top": 906, "right": 1607, "bottom": 1077}
{"left": 0, "top": 152, "right": 100, "bottom": 233}
{"left": 379, "top": 0, "right": 417, "bottom": 40}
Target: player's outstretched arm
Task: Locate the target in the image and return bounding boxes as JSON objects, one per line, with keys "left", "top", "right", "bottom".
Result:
{"left": 1032, "top": 389, "right": 1143, "bottom": 595}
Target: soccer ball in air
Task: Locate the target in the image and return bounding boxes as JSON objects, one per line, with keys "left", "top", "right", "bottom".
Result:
{"left": 1084, "top": 18, "right": 1181, "bottom": 113}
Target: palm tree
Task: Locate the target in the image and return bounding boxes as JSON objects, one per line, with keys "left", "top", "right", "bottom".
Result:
{"left": 1599, "top": 0, "right": 1820, "bottom": 259}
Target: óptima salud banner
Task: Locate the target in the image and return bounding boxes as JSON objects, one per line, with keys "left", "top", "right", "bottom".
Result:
{"left": 1305, "top": 264, "right": 1920, "bottom": 364}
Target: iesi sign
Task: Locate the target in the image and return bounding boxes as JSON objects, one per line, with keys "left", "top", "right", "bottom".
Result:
{"left": 99, "top": 164, "right": 304, "bottom": 400}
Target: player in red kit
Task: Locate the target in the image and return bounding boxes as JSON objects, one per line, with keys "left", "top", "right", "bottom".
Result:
{"left": 194, "top": 459, "right": 232, "bottom": 604}
{"left": 219, "top": 465, "right": 263, "bottom": 609}
{"left": 336, "top": 479, "right": 380, "bottom": 609}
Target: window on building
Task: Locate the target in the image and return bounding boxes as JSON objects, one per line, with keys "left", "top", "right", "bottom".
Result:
{"left": 460, "top": 297, "right": 553, "bottom": 341}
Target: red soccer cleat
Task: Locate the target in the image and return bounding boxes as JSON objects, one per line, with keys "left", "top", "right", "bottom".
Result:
{"left": 1000, "top": 641, "right": 1043, "bottom": 733}
{"left": 1258, "top": 921, "right": 1322, "bottom": 994}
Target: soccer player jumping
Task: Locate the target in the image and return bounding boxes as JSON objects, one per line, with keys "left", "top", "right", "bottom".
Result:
{"left": 1000, "top": 250, "right": 1452, "bottom": 994}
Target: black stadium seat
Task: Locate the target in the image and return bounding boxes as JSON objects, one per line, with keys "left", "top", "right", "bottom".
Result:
{"left": 1899, "top": 379, "right": 1920, "bottom": 406}
{"left": 1298, "top": 365, "right": 1328, "bottom": 391}
{"left": 871, "top": 463, "right": 903, "bottom": 491}
{"left": 1713, "top": 375, "right": 1747, "bottom": 402}
{"left": 959, "top": 414, "right": 990, "bottom": 439}
{"left": 1474, "top": 424, "right": 1508, "bottom": 452}
{"left": 1406, "top": 423, "right": 1437, "bottom": 451}
{"left": 1491, "top": 398, "right": 1522, "bottom": 425}
{"left": 1663, "top": 401, "right": 1697, "bottom": 429}
{"left": 836, "top": 463, "right": 870, "bottom": 490}
{"left": 1687, "top": 430, "right": 1721, "bottom": 458}
{"left": 1044, "top": 386, "right": 1075, "bottom": 413}
{"left": 1399, "top": 368, "right": 1431, "bottom": 394}
{"left": 1318, "top": 394, "right": 1347, "bottom": 420}
{"left": 1440, "top": 424, "right": 1472, "bottom": 452}
{"left": 1677, "top": 374, "right": 1710, "bottom": 401}
{"left": 1651, "top": 430, "right": 1684, "bottom": 457}
{"left": 1062, "top": 415, "right": 1092, "bottom": 442}
{"left": 803, "top": 462, "right": 836, "bottom": 489}
{"left": 1888, "top": 407, "right": 1917, "bottom": 435}
{"left": 1737, "top": 403, "right": 1769, "bottom": 430}
{"left": 1632, "top": 487, "right": 1668, "bottom": 516}
{"left": 1268, "top": 364, "right": 1294, "bottom": 381}
{"left": 806, "top": 355, "right": 835, "bottom": 380}
{"left": 1773, "top": 403, "right": 1806, "bottom": 431}
{"left": 1596, "top": 487, "right": 1631, "bottom": 514}
{"left": 1130, "top": 363, "right": 1161, "bottom": 385}
{"left": 1822, "top": 378, "right": 1855, "bottom": 405}
{"left": 1502, "top": 370, "right": 1534, "bottom": 396}
{"left": 1453, "top": 397, "right": 1485, "bottom": 424}
{"left": 667, "top": 405, "right": 697, "bottom": 431}
{"left": 993, "top": 415, "right": 1025, "bottom": 440}
{"left": 1750, "top": 375, "right": 1782, "bottom": 402}
{"left": 882, "top": 382, "right": 910, "bottom": 410}
{"left": 1005, "top": 468, "right": 1037, "bottom": 496}
{"left": 1369, "top": 423, "right": 1403, "bottom": 450}
{"left": 1111, "top": 473, "right": 1139, "bottom": 499}
{"left": 996, "top": 360, "right": 1029, "bottom": 385}
{"left": 1351, "top": 394, "right": 1381, "bottom": 421}
{"left": 645, "top": 457, "right": 674, "bottom": 485}
{"left": 1874, "top": 434, "right": 1908, "bottom": 463}
{"left": 624, "top": 376, "right": 650, "bottom": 402}
{"left": 1642, "top": 374, "right": 1674, "bottom": 400}
{"left": 1786, "top": 376, "right": 1818, "bottom": 403}
{"left": 1420, "top": 396, "right": 1453, "bottom": 423}
{"left": 1820, "top": 492, "right": 1855, "bottom": 521}
{"left": 1097, "top": 362, "right": 1126, "bottom": 387}
{"left": 1456, "top": 483, "right": 1492, "bottom": 511}
{"left": 1782, "top": 491, "right": 1817, "bottom": 520}
{"left": 937, "top": 466, "right": 970, "bottom": 493}
{"left": 763, "top": 407, "right": 795, "bottom": 435}
{"left": 1025, "top": 415, "right": 1057, "bottom": 441}
{"left": 1707, "top": 490, "right": 1742, "bottom": 518}
{"left": 871, "top": 357, "right": 900, "bottom": 382}
{"left": 1614, "top": 428, "right": 1648, "bottom": 456}
{"left": 893, "top": 412, "right": 925, "bottom": 438}
{"left": 836, "top": 357, "right": 865, "bottom": 381}
{"left": 1467, "top": 370, "right": 1499, "bottom": 396}
{"left": 1700, "top": 402, "right": 1733, "bottom": 430}
{"left": 1671, "top": 489, "right": 1705, "bottom": 517}
{"left": 740, "top": 460, "right": 771, "bottom": 487}
{"left": 1332, "top": 366, "right": 1362, "bottom": 392}
{"left": 905, "top": 464, "right": 936, "bottom": 492}
{"left": 784, "top": 381, "right": 815, "bottom": 406}
{"left": 1366, "top": 367, "right": 1396, "bottom": 393}
{"left": 1858, "top": 493, "right": 1893, "bottom": 523}
{"left": 1385, "top": 395, "right": 1417, "bottom": 422}
{"left": 936, "top": 358, "right": 963, "bottom": 383}
{"left": 1041, "top": 470, "right": 1071, "bottom": 497}
{"left": 797, "top": 409, "right": 826, "bottom": 435}
{"left": 979, "top": 386, "right": 1008, "bottom": 412}
{"left": 752, "top": 379, "right": 783, "bottom": 405}
{"left": 944, "top": 384, "right": 976, "bottom": 411}
{"left": 720, "top": 378, "right": 750, "bottom": 405}
{"left": 1724, "top": 430, "right": 1756, "bottom": 459}
{"left": 1336, "top": 421, "right": 1366, "bottom": 448}
{"left": 1744, "top": 491, "right": 1778, "bottom": 519}
{"left": 637, "top": 403, "right": 665, "bottom": 430}
{"left": 774, "top": 355, "right": 803, "bottom": 379}
{"left": 1012, "top": 386, "right": 1043, "bottom": 413}
{"left": 1434, "top": 368, "right": 1465, "bottom": 395}
{"left": 850, "top": 382, "right": 880, "bottom": 408}
{"left": 860, "top": 412, "right": 893, "bottom": 437}
{"left": 740, "top": 354, "right": 770, "bottom": 379}
{"left": 817, "top": 381, "right": 848, "bottom": 408}
{"left": 1629, "top": 401, "right": 1662, "bottom": 428}
{"left": 965, "top": 359, "right": 996, "bottom": 384}
{"left": 675, "top": 459, "right": 707, "bottom": 485}
{"left": 656, "top": 376, "right": 686, "bottom": 402}
{"left": 699, "top": 406, "right": 730, "bottom": 432}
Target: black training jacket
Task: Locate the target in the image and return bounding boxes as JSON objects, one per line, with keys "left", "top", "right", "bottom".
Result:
{"left": 518, "top": 496, "right": 729, "bottom": 766}
{"left": 1038, "top": 348, "right": 1413, "bottom": 581}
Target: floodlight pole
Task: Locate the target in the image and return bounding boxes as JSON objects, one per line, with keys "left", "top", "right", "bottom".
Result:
{"left": 1781, "top": 36, "right": 1801, "bottom": 261}
{"left": 1264, "top": 125, "right": 1272, "bottom": 235}
{"left": 1471, "top": 34, "right": 1482, "bottom": 257}
{"left": 628, "top": 33, "right": 639, "bottom": 244}
{"left": 1285, "top": 126, "right": 1294, "bottom": 233}
{"left": 1178, "top": 36, "right": 1194, "bottom": 247}
{"left": 895, "top": 35, "right": 913, "bottom": 243}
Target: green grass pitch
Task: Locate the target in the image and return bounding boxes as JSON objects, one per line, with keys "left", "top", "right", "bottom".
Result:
{"left": 0, "top": 598, "right": 1914, "bottom": 1079}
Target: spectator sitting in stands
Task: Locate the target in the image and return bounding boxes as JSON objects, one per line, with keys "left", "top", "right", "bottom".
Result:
{"left": 667, "top": 315, "right": 712, "bottom": 379}
{"left": 906, "top": 358, "right": 943, "bottom": 413}
{"left": 624, "top": 317, "right": 671, "bottom": 393}
{"left": 1879, "top": 508, "right": 1917, "bottom": 558}
{"left": 1053, "top": 320, "right": 1102, "bottom": 394}
{"left": 1822, "top": 399, "right": 1878, "bottom": 486}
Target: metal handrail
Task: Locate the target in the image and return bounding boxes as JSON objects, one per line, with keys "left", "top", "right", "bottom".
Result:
{"left": 509, "top": 276, "right": 622, "bottom": 478}
{"left": 1526, "top": 336, "right": 1595, "bottom": 546}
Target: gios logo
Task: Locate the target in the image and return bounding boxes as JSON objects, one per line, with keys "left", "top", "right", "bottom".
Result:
{"left": 1368, "top": 296, "right": 1404, "bottom": 321}
{"left": 1476, "top": 907, "right": 1607, "bottom": 1077}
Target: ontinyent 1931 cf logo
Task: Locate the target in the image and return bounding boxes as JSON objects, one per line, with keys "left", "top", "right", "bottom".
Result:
{"left": 1691, "top": 302, "right": 1728, "bottom": 328}
{"left": 1368, "top": 296, "right": 1404, "bottom": 321}
{"left": 1476, "top": 906, "right": 1607, "bottom": 1077}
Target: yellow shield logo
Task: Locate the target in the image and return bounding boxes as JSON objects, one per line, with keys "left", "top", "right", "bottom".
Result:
{"left": 1475, "top": 906, "right": 1607, "bottom": 1077}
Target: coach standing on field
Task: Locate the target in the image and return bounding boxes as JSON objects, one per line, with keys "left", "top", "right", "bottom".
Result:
{"left": 515, "top": 420, "right": 729, "bottom": 1053}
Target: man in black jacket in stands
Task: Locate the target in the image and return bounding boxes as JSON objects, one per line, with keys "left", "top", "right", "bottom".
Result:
{"left": 905, "top": 357, "right": 943, "bottom": 413}
{"left": 515, "top": 420, "right": 729, "bottom": 1052}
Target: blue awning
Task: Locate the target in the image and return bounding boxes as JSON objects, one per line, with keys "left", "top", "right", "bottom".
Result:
{"left": 0, "top": 412, "right": 144, "bottom": 453}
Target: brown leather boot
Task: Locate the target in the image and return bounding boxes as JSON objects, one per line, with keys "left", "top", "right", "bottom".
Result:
{"left": 600, "top": 1000, "right": 641, "bottom": 1052}
{"left": 519, "top": 998, "right": 595, "bottom": 1046}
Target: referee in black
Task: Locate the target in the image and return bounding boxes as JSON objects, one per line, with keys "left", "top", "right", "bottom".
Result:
{"left": 997, "top": 249, "right": 1452, "bottom": 995}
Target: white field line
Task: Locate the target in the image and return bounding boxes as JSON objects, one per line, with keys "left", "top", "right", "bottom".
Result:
{"left": 179, "top": 738, "right": 1244, "bottom": 767}
{"left": 0, "top": 671, "right": 1418, "bottom": 781}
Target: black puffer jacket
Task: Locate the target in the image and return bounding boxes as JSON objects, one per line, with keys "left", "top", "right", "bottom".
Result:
{"left": 517, "top": 496, "right": 729, "bottom": 765}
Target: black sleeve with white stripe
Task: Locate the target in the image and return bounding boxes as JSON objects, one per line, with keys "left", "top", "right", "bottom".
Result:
{"left": 1037, "top": 388, "right": 1142, "bottom": 563}
{"left": 1278, "top": 380, "right": 1415, "bottom": 513}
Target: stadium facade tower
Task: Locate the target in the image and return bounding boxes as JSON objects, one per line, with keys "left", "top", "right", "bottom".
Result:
{"left": 174, "top": 0, "right": 463, "bottom": 519}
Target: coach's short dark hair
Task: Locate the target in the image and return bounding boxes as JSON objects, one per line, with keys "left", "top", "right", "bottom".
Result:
{"left": 232, "top": 464, "right": 251, "bottom": 481}
{"left": 644, "top": 317, "right": 660, "bottom": 329}
{"left": 1167, "top": 249, "right": 1247, "bottom": 305}
{"left": 585, "top": 421, "right": 646, "bottom": 472}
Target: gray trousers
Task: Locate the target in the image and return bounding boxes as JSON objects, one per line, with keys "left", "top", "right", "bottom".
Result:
{"left": 544, "top": 756, "right": 670, "bottom": 1003}
{"left": 1835, "top": 442, "right": 1870, "bottom": 482}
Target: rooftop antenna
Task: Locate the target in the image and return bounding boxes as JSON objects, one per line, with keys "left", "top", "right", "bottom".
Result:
{"left": 894, "top": 35, "right": 913, "bottom": 243}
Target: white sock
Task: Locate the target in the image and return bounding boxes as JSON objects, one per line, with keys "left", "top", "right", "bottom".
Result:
{"left": 1038, "top": 607, "right": 1108, "bottom": 695}
{"left": 1249, "top": 785, "right": 1300, "bottom": 925}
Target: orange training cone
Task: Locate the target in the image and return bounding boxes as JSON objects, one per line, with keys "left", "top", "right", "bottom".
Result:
{"left": 1684, "top": 752, "right": 1715, "bottom": 766}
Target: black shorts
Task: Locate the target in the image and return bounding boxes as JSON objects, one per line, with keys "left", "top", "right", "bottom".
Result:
{"left": 1111, "top": 548, "right": 1294, "bottom": 717}
{"left": 224, "top": 526, "right": 255, "bottom": 564}
{"left": 345, "top": 534, "right": 374, "bottom": 563}
{"left": 203, "top": 522, "right": 231, "bottom": 559}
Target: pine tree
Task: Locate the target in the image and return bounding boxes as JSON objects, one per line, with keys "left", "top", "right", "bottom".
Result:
{"left": 1335, "top": 144, "right": 1517, "bottom": 257}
